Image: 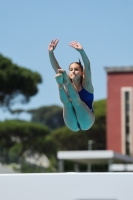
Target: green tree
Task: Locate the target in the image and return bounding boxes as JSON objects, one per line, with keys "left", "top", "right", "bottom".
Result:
{"left": 10, "top": 105, "right": 65, "bottom": 130}
{"left": 0, "top": 54, "right": 42, "bottom": 108}
{"left": 27, "top": 105, "right": 65, "bottom": 129}
{"left": 0, "top": 120, "right": 51, "bottom": 156}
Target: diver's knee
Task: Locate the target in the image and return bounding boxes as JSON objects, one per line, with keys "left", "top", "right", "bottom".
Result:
{"left": 65, "top": 124, "right": 80, "bottom": 132}
{"left": 70, "top": 127, "right": 80, "bottom": 132}
{"left": 80, "top": 119, "right": 95, "bottom": 131}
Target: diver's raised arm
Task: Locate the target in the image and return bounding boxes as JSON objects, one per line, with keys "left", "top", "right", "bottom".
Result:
{"left": 69, "top": 41, "right": 92, "bottom": 82}
{"left": 48, "top": 39, "right": 61, "bottom": 73}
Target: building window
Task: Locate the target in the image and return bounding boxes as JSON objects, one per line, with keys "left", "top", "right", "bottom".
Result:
{"left": 125, "top": 91, "right": 130, "bottom": 155}
{"left": 121, "top": 87, "right": 132, "bottom": 155}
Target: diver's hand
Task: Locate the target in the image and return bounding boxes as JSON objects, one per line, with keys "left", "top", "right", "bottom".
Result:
{"left": 48, "top": 39, "right": 59, "bottom": 52}
{"left": 69, "top": 41, "right": 83, "bottom": 52}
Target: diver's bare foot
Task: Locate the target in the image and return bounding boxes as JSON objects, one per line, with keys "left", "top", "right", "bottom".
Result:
{"left": 58, "top": 69, "right": 70, "bottom": 86}
{"left": 55, "top": 73, "right": 64, "bottom": 89}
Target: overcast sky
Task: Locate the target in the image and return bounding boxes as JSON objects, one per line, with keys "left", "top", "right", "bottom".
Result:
{"left": 0, "top": 0, "right": 133, "bottom": 120}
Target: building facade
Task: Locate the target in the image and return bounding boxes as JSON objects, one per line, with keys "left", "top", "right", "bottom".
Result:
{"left": 105, "top": 67, "right": 133, "bottom": 156}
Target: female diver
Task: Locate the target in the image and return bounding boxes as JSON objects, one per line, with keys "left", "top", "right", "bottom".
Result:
{"left": 48, "top": 39, "right": 95, "bottom": 132}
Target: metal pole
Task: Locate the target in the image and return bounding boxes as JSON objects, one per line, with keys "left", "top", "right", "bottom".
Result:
{"left": 87, "top": 140, "right": 93, "bottom": 172}
{"left": 58, "top": 160, "right": 64, "bottom": 172}
{"left": 87, "top": 163, "right": 91, "bottom": 172}
{"left": 74, "top": 163, "right": 79, "bottom": 172}
{"left": 88, "top": 140, "right": 93, "bottom": 150}
{"left": 108, "top": 159, "right": 113, "bottom": 172}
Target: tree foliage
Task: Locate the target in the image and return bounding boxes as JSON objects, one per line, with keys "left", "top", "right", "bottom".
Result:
{"left": 0, "top": 99, "right": 106, "bottom": 172}
{"left": 0, "top": 120, "right": 51, "bottom": 156}
{"left": 9, "top": 99, "right": 106, "bottom": 152}
{"left": 27, "top": 105, "right": 65, "bottom": 129}
{"left": 11, "top": 105, "right": 65, "bottom": 130}
{"left": 0, "top": 54, "right": 42, "bottom": 108}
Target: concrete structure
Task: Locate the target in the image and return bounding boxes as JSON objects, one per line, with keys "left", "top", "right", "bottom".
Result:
{"left": 57, "top": 150, "right": 133, "bottom": 172}
{"left": 105, "top": 66, "right": 133, "bottom": 156}
{"left": 0, "top": 173, "right": 133, "bottom": 200}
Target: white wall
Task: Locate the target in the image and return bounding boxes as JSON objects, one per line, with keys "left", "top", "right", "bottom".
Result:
{"left": 0, "top": 173, "right": 133, "bottom": 200}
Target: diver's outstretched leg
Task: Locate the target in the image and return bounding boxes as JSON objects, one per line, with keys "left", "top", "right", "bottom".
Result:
{"left": 59, "top": 69, "right": 95, "bottom": 130}
{"left": 55, "top": 73, "right": 80, "bottom": 132}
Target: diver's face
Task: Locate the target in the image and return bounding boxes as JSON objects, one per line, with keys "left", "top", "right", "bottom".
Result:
{"left": 69, "top": 63, "right": 83, "bottom": 80}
